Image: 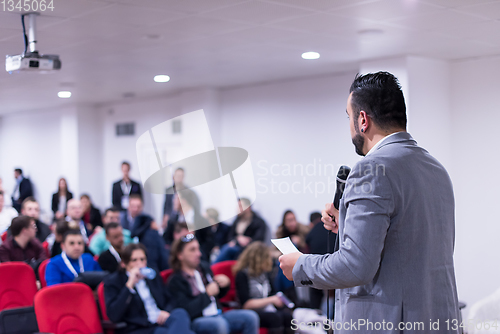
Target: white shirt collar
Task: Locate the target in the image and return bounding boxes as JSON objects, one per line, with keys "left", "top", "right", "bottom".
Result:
{"left": 365, "top": 131, "right": 404, "bottom": 156}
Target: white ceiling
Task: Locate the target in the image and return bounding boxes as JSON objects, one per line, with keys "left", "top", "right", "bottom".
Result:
{"left": 1, "top": 0, "right": 500, "bottom": 114}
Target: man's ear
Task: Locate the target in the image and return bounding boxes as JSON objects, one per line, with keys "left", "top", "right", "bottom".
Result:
{"left": 359, "top": 111, "right": 369, "bottom": 132}
{"left": 120, "top": 261, "right": 126, "bottom": 268}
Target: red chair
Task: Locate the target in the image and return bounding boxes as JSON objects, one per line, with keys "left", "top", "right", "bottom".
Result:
{"left": 41, "top": 241, "right": 50, "bottom": 258}
{"left": 160, "top": 269, "right": 173, "bottom": 284}
{"left": 0, "top": 231, "right": 7, "bottom": 242}
{"left": 211, "top": 260, "right": 238, "bottom": 309}
{"left": 34, "top": 282, "right": 103, "bottom": 334}
{"left": 0, "top": 262, "right": 38, "bottom": 311}
{"left": 211, "top": 261, "right": 268, "bottom": 334}
{"left": 97, "top": 282, "right": 126, "bottom": 334}
{"left": 38, "top": 259, "right": 50, "bottom": 288}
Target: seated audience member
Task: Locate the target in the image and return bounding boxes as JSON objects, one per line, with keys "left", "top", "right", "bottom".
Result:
{"left": 45, "top": 230, "right": 101, "bottom": 286}
{"left": 66, "top": 199, "right": 91, "bottom": 244}
{"left": 90, "top": 207, "right": 131, "bottom": 255}
{"left": 98, "top": 222, "right": 125, "bottom": 273}
{"left": 120, "top": 194, "right": 143, "bottom": 231}
{"left": 168, "top": 234, "right": 259, "bottom": 334}
{"left": 214, "top": 198, "right": 267, "bottom": 263}
{"left": 131, "top": 214, "right": 169, "bottom": 271}
{"left": 51, "top": 177, "right": 73, "bottom": 220}
{"left": 11, "top": 168, "right": 33, "bottom": 213}
{"left": 205, "top": 208, "right": 230, "bottom": 259}
{"left": 305, "top": 212, "right": 337, "bottom": 311}
{"left": 0, "top": 190, "right": 18, "bottom": 235}
{"left": 173, "top": 222, "right": 189, "bottom": 241}
{"left": 164, "top": 190, "right": 213, "bottom": 262}
{"left": 275, "top": 210, "right": 310, "bottom": 253}
{"left": 0, "top": 216, "right": 47, "bottom": 270}
{"left": 104, "top": 243, "right": 195, "bottom": 334}
{"left": 234, "top": 242, "right": 293, "bottom": 334}
{"left": 50, "top": 220, "right": 94, "bottom": 257}
{"left": 80, "top": 194, "right": 103, "bottom": 232}
{"left": 20, "top": 197, "right": 51, "bottom": 243}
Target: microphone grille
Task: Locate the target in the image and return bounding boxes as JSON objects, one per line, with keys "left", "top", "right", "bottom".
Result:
{"left": 336, "top": 165, "right": 351, "bottom": 183}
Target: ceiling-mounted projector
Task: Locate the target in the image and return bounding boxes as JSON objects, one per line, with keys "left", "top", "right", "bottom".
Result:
{"left": 5, "top": 12, "right": 61, "bottom": 73}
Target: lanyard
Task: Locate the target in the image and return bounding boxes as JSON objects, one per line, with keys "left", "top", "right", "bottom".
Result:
{"left": 61, "top": 252, "right": 84, "bottom": 278}
{"left": 109, "top": 245, "right": 121, "bottom": 263}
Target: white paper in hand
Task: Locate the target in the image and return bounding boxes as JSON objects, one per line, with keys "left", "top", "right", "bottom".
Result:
{"left": 271, "top": 237, "right": 300, "bottom": 255}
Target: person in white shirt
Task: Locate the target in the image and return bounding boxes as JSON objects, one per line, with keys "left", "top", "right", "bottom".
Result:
{"left": 0, "top": 191, "right": 18, "bottom": 237}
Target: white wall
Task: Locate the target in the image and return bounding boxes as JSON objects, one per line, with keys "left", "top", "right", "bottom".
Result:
{"left": 450, "top": 55, "right": 500, "bottom": 316}
{"left": 220, "top": 72, "right": 360, "bottom": 228}
{"left": 0, "top": 109, "right": 63, "bottom": 220}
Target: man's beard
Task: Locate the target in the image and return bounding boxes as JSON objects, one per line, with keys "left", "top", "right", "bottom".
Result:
{"left": 352, "top": 126, "right": 365, "bottom": 156}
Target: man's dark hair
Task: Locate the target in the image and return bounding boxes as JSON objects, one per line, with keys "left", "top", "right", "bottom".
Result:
{"left": 80, "top": 194, "right": 91, "bottom": 201}
{"left": 105, "top": 222, "right": 121, "bottom": 236}
{"left": 21, "top": 196, "right": 38, "bottom": 211}
{"left": 349, "top": 72, "right": 407, "bottom": 130}
{"left": 62, "top": 230, "right": 83, "bottom": 243}
{"left": 104, "top": 207, "right": 120, "bottom": 216}
{"left": 55, "top": 219, "right": 79, "bottom": 237}
{"left": 11, "top": 216, "right": 33, "bottom": 237}
{"left": 14, "top": 168, "right": 23, "bottom": 175}
{"left": 174, "top": 222, "right": 188, "bottom": 234}
{"left": 122, "top": 161, "right": 131, "bottom": 169}
{"left": 129, "top": 194, "right": 143, "bottom": 203}
{"left": 121, "top": 243, "right": 147, "bottom": 265}
{"left": 310, "top": 212, "right": 322, "bottom": 224}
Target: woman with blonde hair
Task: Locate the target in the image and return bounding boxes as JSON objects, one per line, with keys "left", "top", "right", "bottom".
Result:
{"left": 234, "top": 241, "right": 293, "bottom": 334}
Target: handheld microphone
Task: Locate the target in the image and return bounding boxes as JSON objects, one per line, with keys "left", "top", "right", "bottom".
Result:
{"left": 326, "top": 165, "right": 350, "bottom": 330}
{"left": 333, "top": 165, "right": 351, "bottom": 210}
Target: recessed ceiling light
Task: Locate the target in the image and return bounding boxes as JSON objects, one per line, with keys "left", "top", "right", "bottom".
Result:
{"left": 302, "top": 51, "right": 320, "bottom": 60}
{"left": 58, "top": 91, "right": 71, "bottom": 98}
{"left": 154, "top": 75, "right": 170, "bottom": 83}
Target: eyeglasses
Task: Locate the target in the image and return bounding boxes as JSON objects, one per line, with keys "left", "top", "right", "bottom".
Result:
{"left": 181, "top": 233, "right": 195, "bottom": 243}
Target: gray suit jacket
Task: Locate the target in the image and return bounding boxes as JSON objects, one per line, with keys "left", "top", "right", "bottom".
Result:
{"left": 293, "top": 132, "right": 460, "bottom": 333}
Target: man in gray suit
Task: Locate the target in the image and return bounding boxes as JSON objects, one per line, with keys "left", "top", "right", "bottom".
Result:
{"left": 279, "top": 72, "right": 460, "bottom": 333}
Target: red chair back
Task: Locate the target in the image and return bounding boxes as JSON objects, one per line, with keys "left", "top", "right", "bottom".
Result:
{"left": 1, "top": 231, "right": 7, "bottom": 242}
{"left": 211, "top": 260, "right": 237, "bottom": 305}
{"left": 160, "top": 269, "right": 173, "bottom": 284}
{"left": 41, "top": 241, "right": 50, "bottom": 258}
{"left": 38, "top": 259, "right": 50, "bottom": 288}
{"left": 0, "top": 262, "right": 38, "bottom": 311}
{"left": 34, "top": 282, "right": 103, "bottom": 334}
{"left": 97, "top": 282, "right": 109, "bottom": 321}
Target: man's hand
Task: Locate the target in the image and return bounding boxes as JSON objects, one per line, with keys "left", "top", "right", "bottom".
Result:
{"left": 236, "top": 235, "right": 251, "bottom": 247}
{"left": 322, "top": 203, "right": 339, "bottom": 234}
{"left": 156, "top": 311, "right": 170, "bottom": 325}
{"left": 206, "top": 282, "right": 220, "bottom": 297}
{"left": 150, "top": 220, "right": 159, "bottom": 231}
{"left": 213, "top": 274, "right": 230, "bottom": 288}
{"left": 278, "top": 252, "right": 303, "bottom": 281}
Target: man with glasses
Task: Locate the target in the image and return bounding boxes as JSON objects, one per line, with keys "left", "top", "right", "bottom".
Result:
{"left": 168, "top": 234, "right": 259, "bottom": 334}
{"left": 0, "top": 216, "right": 47, "bottom": 270}
{"left": 45, "top": 230, "right": 101, "bottom": 286}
